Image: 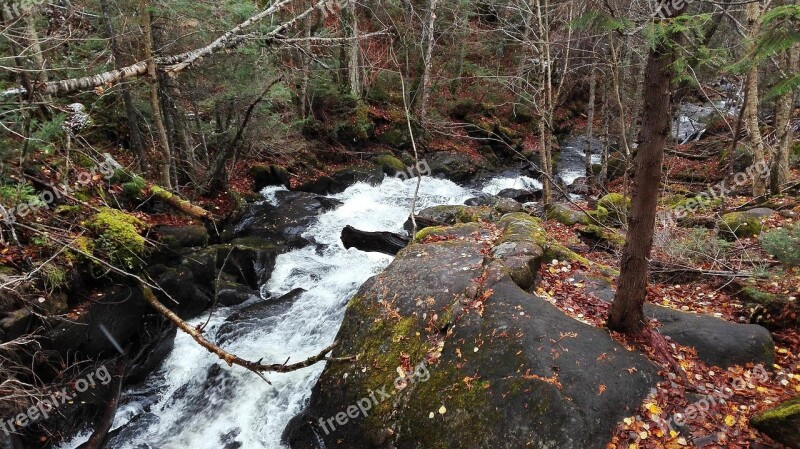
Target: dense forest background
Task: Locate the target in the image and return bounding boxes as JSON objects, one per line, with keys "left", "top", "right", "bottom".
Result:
{"left": 1, "top": 0, "right": 799, "bottom": 447}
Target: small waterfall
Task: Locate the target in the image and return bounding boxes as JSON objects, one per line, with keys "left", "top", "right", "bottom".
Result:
{"left": 59, "top": 176, "right": 475, "bottom": 449}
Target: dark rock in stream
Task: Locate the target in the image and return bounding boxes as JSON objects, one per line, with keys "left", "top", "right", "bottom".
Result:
{"left": 497, "top": 188, "right": 540, "bottom": 203}
{"left": 227, "top": 191, "right": 342, "bottom": 246}
{"left": 216, "top": 288, "right": 306, "bottom": 345}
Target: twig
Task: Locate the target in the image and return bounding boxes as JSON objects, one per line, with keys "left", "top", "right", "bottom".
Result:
{"left": 140, "top": 284, "right": 353, "bottom": 380}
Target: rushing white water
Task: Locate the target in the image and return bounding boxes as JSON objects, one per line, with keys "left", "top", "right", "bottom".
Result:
{"left": 60, "top": 176, "right": 474, "bottom": 449}
{"left": 481, "top": 175, "right": 542, "bottom": 196}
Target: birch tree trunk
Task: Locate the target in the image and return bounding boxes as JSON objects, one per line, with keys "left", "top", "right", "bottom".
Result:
{"left": 416, "top": 0, "right": 439, "bottom": 125}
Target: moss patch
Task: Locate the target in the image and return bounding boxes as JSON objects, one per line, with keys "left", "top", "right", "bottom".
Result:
{"left": 85, "top": 208, "right": 147, "bottom": 270}
{"left": 718, "top": 212, "right": 763, "bottom": 240}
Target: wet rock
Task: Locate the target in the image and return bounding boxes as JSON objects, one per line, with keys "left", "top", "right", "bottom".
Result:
{"left": 43, "top": 284, "right": 149, "bottom": 358}
{"left": 429, "top": 151, "right": 483, "bottom": 182}
{"left": 251, "top": 164, "right": 291, "bottom": 191}
{"left": 217, "top": 289, "right": 305, "bottom": 345}
{"left": 127, "top": 318, "right": 177, "bottom": 384}
{"left": 152, "top": 224, "right": 209, "bottom": 250}
{"left": 217, "top": 280, "right": 260, "bottom": 306}
{"left": 328, "top": 165, "right": 384, "bottom": 194}
{"left": 464, "top": 193, "right": 498, "bottom": 207}
{"left": 751, "top": 396, "right": 800, "bottom": 448}
{"left": 497, "top": 188, "right": 539, "bottom": 203}
{"left": 228, "top": 191, "right": 339, "bottom": 246}
{"left": 568, "top": 177, "right": 591, "bottom": 195}
{"left": 286, "top": 217, "right": 659, "bottom": 449}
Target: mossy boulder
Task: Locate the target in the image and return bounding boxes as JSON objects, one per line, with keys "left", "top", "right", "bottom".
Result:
{"left": 152, "top": 224, "right": 209, "bottom": 250}
{"left": 718, "top": 212, "right": 763, "bottom": 241}
{"left": 373, "top": 154, "right": 407, "bottom": 176}
{"left": 286, "top": 215, "right": 659, "bottom": 449}
{"left": 598, "top": 193, "right": 630, "bottom": 225}
{"left": 578, "top": 225, "right": 626, "bottom": 250}
{"left": 751, "top": 396, "right": 800, "bottom": 448}
{"left": 416, "top": 205, "right": 490, "bottom": 226}
{"left": 85, "top": 208, "right": 147, "bottom": 270}
{"left": 546, "top": 203, "right": 585, "bottom": 226}
{"left": 376, "top": 127, "right": 411, "bottom": 149}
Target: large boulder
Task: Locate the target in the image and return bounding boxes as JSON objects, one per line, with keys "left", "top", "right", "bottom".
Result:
{"left": 645, "top": 305, "right": 774, "bottom": 368}
{"left": 428, "top": 151, "right": 483, "bottom": 182}
{"left": 751, "top": 396, "right": 800, "bottom": 448}
{"left": 285, "top": 214, "right": 659, "bottom": 449}
{"left": 583, "top": 276, "right": 775, "bottom": 368}
{"left": 547, "top": 203, "right": 587, "bottom": 226}
{"left": 718, "top": 211, "right": 763, "bottom": 241}
{"left": 251, "top": 164, "right": 291, "bottom": 191}
{"left": 43, "top": 285, "right": 149, "bottom": 358}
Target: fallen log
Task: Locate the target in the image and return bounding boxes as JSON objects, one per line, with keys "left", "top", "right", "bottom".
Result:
{"left": 341, "top": 225, "right": 410, "bottom": 256}
{"left": 148, "top": 186, "right": 213, "bottom": 220}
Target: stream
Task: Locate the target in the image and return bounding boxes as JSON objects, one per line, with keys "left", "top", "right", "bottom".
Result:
{"left": 60, "top": 176, "right": 492, "bottom": 449}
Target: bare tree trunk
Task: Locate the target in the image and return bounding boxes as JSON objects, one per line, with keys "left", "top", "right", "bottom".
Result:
{"left": 608, "top": 2, "right": 685, "bottom": 334}
{"left": 585, "top": 64, "right": 597, "bottom": 187}
{"left": 600, "top": 78, "right": 610, "bottom": 185}
{"left": 140, "top": 0, "right": 172, "bottom": 189}
{"left": 609, "top": 34, "right": 632, "bottom": 205}
{"left": 416, "top": 0, "right": 439, "bottom": 125}
{"left": 100, "top": 0, "right": 148, "bottom": 172}
{"left": 347, "top": 0, "right": 362, "bottom": 98}
{"left": 744, "top": 1, "right": 767, "bottom": 196}
{"left": 770, "top": 42, "right": 799, "bottom": 193}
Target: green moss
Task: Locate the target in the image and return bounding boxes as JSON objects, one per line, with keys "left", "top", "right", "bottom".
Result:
{"left": 41, "top": 263, "right": 67, "bottom": 291}
{"left": 109, "top": 169, "right": 135, "bottom": 184}
{"left": 585, "top": 206, "right": 609, "bottom": 224}
{"left": 718, "top": 212, "right": 763, "bottom": 241}
{"left": 598, "top": 193, "right": 630, "bottom": 224}
{"left": 122, "top": 176, "right": 147, "bottom": 199}
{"left": 670, "top": 194, "right": 723, "bottom": 212}
{"left": 415, "top": 225, "right": 449, "bottom": 241}
{"left": 374, "top": 154, "right": 406, "bottom": 175}
{"left": 86, "top": 208, "right": 147, "bottom": 270}
{"left": 741, "top": 286, "right": 778, "bottom": 306}
{"left": 582, "top": 225, "right": 626, "bottom": 248}
{"left": 546, "top": 204, "right": 582, "bottom": 226}
{"left": 54, "top": 205, "right": 81, "bottom": 215}
{"left": 752, "top": 396, "right": 800, "bottom": 423}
